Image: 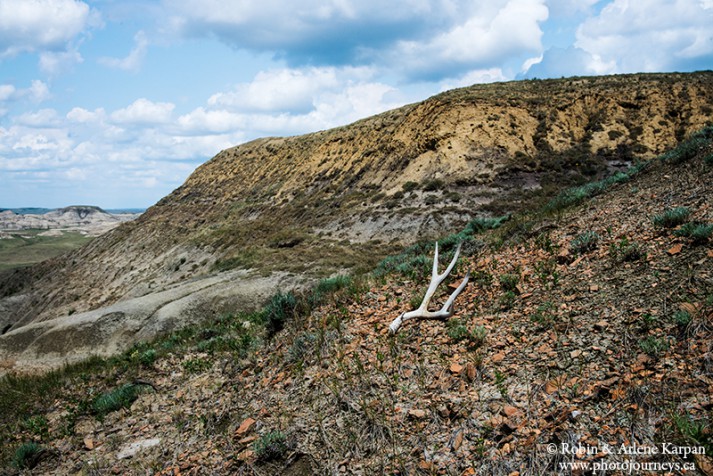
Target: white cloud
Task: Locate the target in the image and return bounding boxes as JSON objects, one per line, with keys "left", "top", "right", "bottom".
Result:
{"left": 99, "top": 31, "right": 149, "bottom": 72}
{"left": 0, "top": 84, "right": 15, "bottom": 101}
{"left": 575, "top": 0, "right": 713, "bottom": 73}
{"left": 0, "top": 0, "right": 95, "bottom": 57}
{"left": 0, "top": 80, "right": 50, "bottom": 103}
{"left": 15, "top": 108, "right": 61, "bottom": 128}
{"left": 39, "top": 47, "right": 84, "bottom": 75}
{"left": 209, "top": 68, "right": 337, "bottom": 112}
{"left": 381, "top": 0, "right": 548, "bottom": 79}
{"left": 67, "top": 107, "right": 106, "bottom": 123}
{"left": 110, "top": 98, "right": 175, "bottom": 125}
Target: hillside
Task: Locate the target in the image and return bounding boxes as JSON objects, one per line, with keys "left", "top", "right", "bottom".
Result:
{"left": 1, "top": 126, "right": 711, "bottom": 474}
{"left": 1, "top": 71, "right": 713, "bottom": 371}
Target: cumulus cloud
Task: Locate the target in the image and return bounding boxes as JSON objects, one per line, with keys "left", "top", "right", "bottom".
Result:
{"left": 576, "top": 0, "right": 713, "bottom": 72}
{"left": 164, "top": 0, "right": 548, "bottom": 80}
{"left": 523, "top": 0, "right": 713, "bottom": 78}
{"left": 110, "top": 98, "right": 175, "bottom": 125}
{"left": 98, "top": 31, "right": 149, "bottom": 72}
{"left": 388, "top": 0, "right": 548, "bottom": 79}
{"left": 0, "top": 0, "right": 96, "bottom": 57}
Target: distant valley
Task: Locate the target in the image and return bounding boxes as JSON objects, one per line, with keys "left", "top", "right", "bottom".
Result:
{"left": 0, "top": 206, "right": 141, "bottom": 271}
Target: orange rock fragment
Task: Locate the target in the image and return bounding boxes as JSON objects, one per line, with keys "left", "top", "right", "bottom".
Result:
{"left": 450, "top": 362, "right": 464, "bottom": 374}
{"left": 235, "top": 417, "right": 256, "bottom": 436}
{"left": 667, "top": 243, "right": 683, "bottom": 255}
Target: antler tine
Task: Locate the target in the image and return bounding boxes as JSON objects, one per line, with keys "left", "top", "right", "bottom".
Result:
{"left": 417, "top": 242, "right": 462, "bottom": 312}
{"left": 389, "top": 242, "right": 469, "bottom": 334}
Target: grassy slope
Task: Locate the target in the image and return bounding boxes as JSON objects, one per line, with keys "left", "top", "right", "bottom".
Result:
{"left": 1, "top": 129, "right": 712, "bottom": 473}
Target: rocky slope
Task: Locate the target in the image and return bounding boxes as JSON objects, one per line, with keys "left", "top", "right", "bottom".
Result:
{"left": 2, "top": 126, "right": 711, "bottom": 475}
{"left": 0, "top": 72, "right": 712, "bottom": 369}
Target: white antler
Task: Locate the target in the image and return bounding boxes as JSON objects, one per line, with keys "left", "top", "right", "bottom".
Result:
{"left": 389, "top": 242, "right": 470, "bottom": 334}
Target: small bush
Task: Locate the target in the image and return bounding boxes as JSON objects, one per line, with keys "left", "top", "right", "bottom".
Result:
{"left": 674, "top": 222, "right": 713, "bottom": 244}
{"left": 609, "top": 237, "right": 646, "bottom": 262}
{"left": 447, "top": 319, "right": 486, "bottom": 348}
{"left": 422, "top": 178, "right": 445, "bottom": 192}
{"left": 531, "top": 302, "right": 557, "bottom": 328}
{"left": 570, "top": 231, "right": 600, "bottom": 255}
{"left": 139, "top": 349, "right": 157, "bottom": 367}
{"left": 673, "top": 310, "right": 692, "bottom": 327}
{"left": 402, "top": 181, "right": 419, "bottom": 192}
{"left": 287, "top": 333, "right": 316, "bottom": 364}
{"left": 93, "top": 383, "right": 146, "bottom": 419}
{"left": 310, "top": 276, "right": 352, "bottom": 307}
{"left": 22, "top": 415, "right": 49, "bottom": 439}
{"left": 12, "top": 442, "right": 43, "bottom": 469}
{"left": 254, "top": 430, "right": 289, "bottom": 462}
{"left": 674, "top": 413, "right": 712, "bottom": 454}
{"left": 499, "top": 290, "right": 517, "bottom": 310}
{"left": 182, "top": 357, "right": 212, "bottom": 374}
{"left": 499, "top": 274, "right": 520, "bottom": 292}
{"left": 652, "top": 207, "right": 691, "bottom": 228}
{"left": 263, "top": 291, "right": 299, "bottom": 336}
{"left": 705, "top": 153, "right": 713, "bottom": 166}
{"left": 639, "top": 336, "right": 669, "bottom": 358}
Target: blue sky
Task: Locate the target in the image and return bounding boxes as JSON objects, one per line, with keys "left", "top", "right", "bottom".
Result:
{"left": 1, "top": 0, "right": 712, "bottom": 209}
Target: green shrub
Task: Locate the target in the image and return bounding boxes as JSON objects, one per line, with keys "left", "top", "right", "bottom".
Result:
{"left": 673, "top": 310, "right": 692, "bottom": 327}
{"left": 674, "top": 222, "right": 713, "bottom": 244}
{"left": 499, "top": 274, "right": 519, "bottom": 292}
{"left": 531, "top": 302, "right": 557, "bottom": 328}
{"left": 660, "top": 136, "right": 707, "bottom": 164}
{"left": 93, "top": 383, "right": 146, "bottom": 419}
{"left": 673, "top": 413, "right": 712, "bottom": 454}
{"left": 310, "top": 275, "right": 352, "bottom": 307}
{"left": 287, "top": 333, "right": 316, "bottom": 364}
{"left": 609, "top": 237, "right": 646, "bottom": 262}
{"left": 652, "top": 207, "right": 691, "bottom": 228}
{"left": 254, "top": 430, "right": 289, "bottom": 462}
{"left": 422, "top": 178, "right": 445, "bottom": 192}
{"left": 402, "top": 181, "right": 419, "bottom": 192}
{"left": 447, "top": 319, "right": 486, "bottom": 348}
{"left": 570, "top": 231, "right": 600, "bottom": 255}
{"left": 639, "top": 336, "right": 669, "bottom": 357}
{"left": 182, "top": 357, "right": 212, "bottom": 373}
{"left": 22, "top": 415, "right": 49, "bottom": 439}
{"left": 499, "top": 291, "right": 517, "bottom": 310}
{"left": 12, "top": 442, "right": 43, "bottom": 469}
{"left": 139, "top": 349, "right": 157, "bottom": 367}
{"left": 705, "top": 153, "right": 713, "bottom": 166}
{"left": 262, "top": 291, "right": 299, "bottom": 336}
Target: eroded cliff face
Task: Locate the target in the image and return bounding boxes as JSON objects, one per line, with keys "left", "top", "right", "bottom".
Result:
{"left": 2, "top": 72, "right": 712, "bottom": 335}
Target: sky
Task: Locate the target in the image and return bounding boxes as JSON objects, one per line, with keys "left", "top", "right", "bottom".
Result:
{"left": 1, "top": 0, "right": 712, "bottom": 209}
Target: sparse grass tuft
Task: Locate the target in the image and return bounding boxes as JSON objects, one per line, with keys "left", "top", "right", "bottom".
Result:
{"left": 609, "top": 237, "right": 646, "bottom": 262}
{"left": 639, "top": 336, "right": 669, "bottom": 358}
{"left": 674, "top": 222, "right": 713, "bottom": 244}
{"left": 447, "top": 319, "right": 486, "bottom": 348}
{"left": 652, "top": 207, "right": 691, "bottom": 229}
{"left": 93, "top": 383, "right": 147, "bottom": 419}
{"left": 262, "top": 291, "right": 299, "bottom": 336}
{"left": 499, "top": 273, "right": 520, "bottom": 292}
{"left": 12, "top": 442, "right": 43, "bottom": 470}
{"left": 570, "top": 231, "right": 600, "bottom": 255}
{"left": 254, "top": 430, "right": 289, "bottom": 462}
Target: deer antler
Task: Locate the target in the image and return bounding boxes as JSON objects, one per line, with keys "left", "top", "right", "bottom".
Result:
{"left": 389, "top": 242, "right": 470, "bottom": 334}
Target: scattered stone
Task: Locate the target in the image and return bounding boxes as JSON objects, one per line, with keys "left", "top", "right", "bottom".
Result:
{"left": 116, "top": 438, "right": 161, "bottom": 460}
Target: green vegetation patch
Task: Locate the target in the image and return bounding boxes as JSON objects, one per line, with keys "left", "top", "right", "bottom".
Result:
{"left": 0, "top": 230, "right": 92, "bottom": 271}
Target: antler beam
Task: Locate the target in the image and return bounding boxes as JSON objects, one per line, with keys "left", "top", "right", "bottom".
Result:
{"left": 389, "top": 242, "right": 470, "bottom": 334}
